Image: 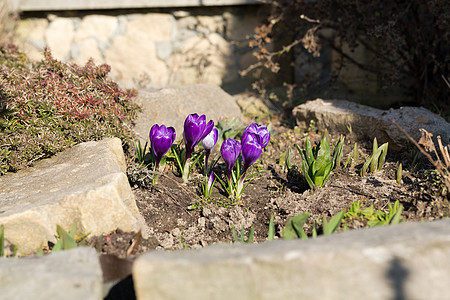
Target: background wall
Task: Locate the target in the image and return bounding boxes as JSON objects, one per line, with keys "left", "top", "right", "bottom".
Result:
{"left": 12, "top": 3, "right": 266, "bottom": 92}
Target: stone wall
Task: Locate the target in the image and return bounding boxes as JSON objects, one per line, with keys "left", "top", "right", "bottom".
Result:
{"left": 14, "top": 6, "right": 266, "bottom": 91}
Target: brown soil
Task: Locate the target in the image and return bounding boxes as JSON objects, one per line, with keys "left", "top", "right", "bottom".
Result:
{"left": 92, "top": 120, "right": 449, "bottom": 258}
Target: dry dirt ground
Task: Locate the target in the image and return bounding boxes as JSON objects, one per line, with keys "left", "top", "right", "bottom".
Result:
{"left": 92, "top": 120, "right": 449, "bottom": 258}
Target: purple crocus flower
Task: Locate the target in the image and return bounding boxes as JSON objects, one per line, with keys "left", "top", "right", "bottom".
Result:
{"left": 241, "top": 133, "right": 263, "bottom": 174}
{"left": 183, "top": 113, "right": 214, "bottom": 160}
{"left": 243, "top": 123, "right": 270, "bottom": 148}
{"left": 221, "top": 138, "right": 241, "bottom": 180}
{"left": 202, "top": 127, "right": 219, "bottom": 151}
{"left": 202, "top": 127, "right": 219, "bottom": 172}
{"left": 149, "top": 124, "right": 176, "bottom": 169}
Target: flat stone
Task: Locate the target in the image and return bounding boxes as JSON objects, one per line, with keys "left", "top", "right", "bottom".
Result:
{"left": 292, "top": 99, "right": 450, "bottom": 150}
{"left": 0, "top": 138, "right": 147, "bottom": 255}
{"left": 74, "top": 14, "right": 118, "bottom": 45}
{"left": 104, "top": 33, "right": 169, "bottom": 89}
{"left": 45, "top": 17, "right": 74, "bottom": 61}
{"left": 133, "top": 219, "right": 450, "bottom": 300}
{"left": 133, "top": 84, "right": 243, "bottom": 142}
{"left": 72, "top": 37, "right": 104, "bottom": 65}
{"left": 0, "top": 247, "right": 102, "bottom": 300}
{"left": 127, "top": 13, "right": 174, "bottom": 42}
{"left": 167, "top": 33, "right": 238, "bottom": 86}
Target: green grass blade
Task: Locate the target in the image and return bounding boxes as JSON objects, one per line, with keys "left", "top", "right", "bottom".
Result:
{"left": 361, "top": 153, "right": 374, "bottom": 177}
{"left": 247, "top": 227, "right": 255, "bottom": 243}
{"left": 268, "top": 214, "right": 275, "bottom": 241}
{"left": 377, "top": 143, "right": 388, "bottom": 170}
{"left": 231, "top": 225, "right": 238, "bottom": 243}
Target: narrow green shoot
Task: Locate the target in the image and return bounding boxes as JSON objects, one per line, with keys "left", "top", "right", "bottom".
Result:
{"left": 396, "top": 163, "right": 402, "bottom": 184}
{"left": 322, "top": 210, "right": 345, "bottom": 235}
{"left": 361, "top": 138, "right": 388, "bottom": 177}
{"left": 268, "top": 214, "right": 275, "bottom": 241}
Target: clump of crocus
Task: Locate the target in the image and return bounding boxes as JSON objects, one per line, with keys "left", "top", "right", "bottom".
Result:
{"left": 201, "top": 127, "right": 219, "bottom": 174}
{"left": 182, "top": 113, "right": 214, "bottom": 182}
{"left": 221, "top": 138, "right": 242, "bottom": 196}
{"left": 219, "top": 122, "right": 270, "bottom": 199}
{"left": 149, "top": 124, "right": 176, "bottom": 184}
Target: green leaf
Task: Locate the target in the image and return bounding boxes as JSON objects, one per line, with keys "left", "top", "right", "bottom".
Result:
{"left": 247, "top": 227, "right": 255, "bottom": 243}
{"left": 304, "top": 138, "right": 315, "bottom": 166}
{"left": 268, "top": 214, "right": 275, "bottom": 241}
{"left": 283, "top": 213, "right": 310, "bottom": 239}
{"left": 396, "top": 163, "right": 402, "bottom": 184}
{"left": 302, "top": 160, "right": 315, "bottom": 189}
{"left": 377, "top": 143, "right": 388, "bottom": 170}
{"left": 53, "top": 224, "right": 77, "bottom": 252}
{"left": 332, "top": 135, "right": 345, "bottom": 170}
{"left": 232, "top": 225, "right": 238, "bottom": 243}
{"left": 323, "top": 210, "right": 345, "bottom": 235}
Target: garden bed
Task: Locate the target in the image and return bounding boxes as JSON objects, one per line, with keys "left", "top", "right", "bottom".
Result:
{"left": 92, "top": 119, "right": 449, "bottom": 258}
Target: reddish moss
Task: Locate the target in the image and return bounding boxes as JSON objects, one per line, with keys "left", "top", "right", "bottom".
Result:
{"left": 0, "top": 46, "right": 139, "bottom": 175}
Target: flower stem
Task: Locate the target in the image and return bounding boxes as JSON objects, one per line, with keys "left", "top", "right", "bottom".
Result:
{"left": 236, "top": 172, "right": 246, "bottom": 198}
{"left": 182, "top": 156, "right": 191, "bottom": 183}
{"left": 152, "top": 162, "right": 159, "bottom": 185}
{"left": 227, "top": 170, "right": 234, "bottom": 197}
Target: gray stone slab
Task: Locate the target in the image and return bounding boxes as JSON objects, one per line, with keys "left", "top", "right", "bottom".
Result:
{"left": 11, "top": 0, "right": 261, "bottom": 11}
{"left": 0, "top": 138, "right": 148, "bottom": 255}
{"left": 0, "top": 247, "right": 102, "bottom": 300}
{"left": 133, "top": 219, "right": 450, "bottom": 300}
{"left": 293, "top": 99, "right": 450, "bottom": 150}
{"left": 134, "top": 84, "right": 243, "bottom": 143}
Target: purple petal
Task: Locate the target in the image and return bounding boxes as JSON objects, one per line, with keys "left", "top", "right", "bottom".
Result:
{"left": 150, "top": 124, "right": 176, "bottom": 163}
{"left": 221, "top": 138, "right": 241, "bottom": 172}
{"left": 207, "top": 172, "right": 214, "bottom": 194}
{"left": 200, "top": 120, "right": 214, "bottom": 141}
{"left": 242, "top": 137, "right": 262, "bottom": 172}
{"left": 243, "top": 123, "right": 270, "bottom": 148}
{"left": 183, "top": 113, "right": 206, "bottom": 150}
{"left": 202, "top": 127, "right": 219, "bottom": 150}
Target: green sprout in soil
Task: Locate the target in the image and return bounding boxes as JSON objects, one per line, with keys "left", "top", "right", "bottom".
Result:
{"left": 231, "top": 225, "right": 255, "bottom": 244}
{"left": 342, "top": 200, "right": 403, "bottom": 228}
{"left": 296, "top": 134, "right": 345, "bottom": 189}
{"left": 360, "top": 137, "right": 388, "bottom": 177}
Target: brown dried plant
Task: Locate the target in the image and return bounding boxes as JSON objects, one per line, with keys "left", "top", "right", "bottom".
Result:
{"left": 393, "top": 121, "right": 450, "bottom": 194}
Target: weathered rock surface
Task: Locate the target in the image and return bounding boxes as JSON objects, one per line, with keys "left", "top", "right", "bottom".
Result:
{"left": 293, "top": 99, "right": 450, "bottom": 150}
{"left": 0, "top": 138, "right": 147, "bottom": 255}
{"left": 133, "top": 84, "right": 243, "bottom": 142}
{"left": 133, "top": 219, "right": 450, "bottom": 300}
{"left": 0, "top": 247, "right": 102, "bottom": 300}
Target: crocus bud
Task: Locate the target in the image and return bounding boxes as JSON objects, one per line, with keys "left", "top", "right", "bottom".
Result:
{"left": 241, "top": 133, "right": 262, "bottom": 174}
{"left": 221, "top": 138, "right": 241, "bottom": 178}
{"left": 149, "top": 124, "right": 176, "bottom": 168}
{"left": 207, "top": 172, "right": 214, "bottom": 196}
{"left": 183, "top": 113, "right": 214, "bottom": 159}
{"left": 202, "top": 127, "right": 219, "bottom": 151}
{"left": 243, "top": 123, "right": 270, "bottom": 148}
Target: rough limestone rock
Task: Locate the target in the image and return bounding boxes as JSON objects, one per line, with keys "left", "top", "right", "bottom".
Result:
{"left": 133, "top": 84, "right": 243, "bottom": 142}
{"left": 0, "top": 247, "right": 102, "bottom": 300}
{"left": 0, "top": 138, "right": 147, "bottom": 255}
{"left": 45, "top": 17, "right": 74, "bottom": 61}
{"left": 133, "top": 219, "right": 450, "bottom": 300}
{"left": 293, "top": 99, "right": 450, "bottom": 150}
